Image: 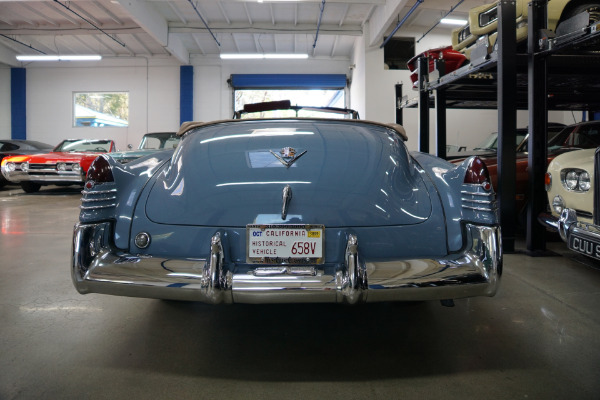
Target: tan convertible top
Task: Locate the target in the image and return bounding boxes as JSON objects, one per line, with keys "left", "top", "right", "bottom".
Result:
{"left": 176, "top": 118, "right": 408, "bottom": 141}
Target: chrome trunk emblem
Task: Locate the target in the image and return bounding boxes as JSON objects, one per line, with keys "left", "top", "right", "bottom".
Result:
{"left": 281, "top": 184, "right": 292, "bottom": 220}
{"left": 270, "top": 147, "right": 307, "bottom": 168}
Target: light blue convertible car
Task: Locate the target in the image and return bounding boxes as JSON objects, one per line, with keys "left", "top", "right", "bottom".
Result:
{"left": 72, "top": 110, "right": 501, "bottom": 306}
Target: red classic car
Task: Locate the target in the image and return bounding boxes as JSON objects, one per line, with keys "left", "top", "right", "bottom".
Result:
{"left": 451, "top": 121, "right": 600, "bottom": 225}
{"left": 407, "top": 46, "right": 468, "bottom": 89}
{"left": 0, "top": 139, "right": 116, "bottom": 193}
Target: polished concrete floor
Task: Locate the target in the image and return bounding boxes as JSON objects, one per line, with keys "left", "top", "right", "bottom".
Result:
{"left": 1, "top": 184, "right": 599, "bottom": 400}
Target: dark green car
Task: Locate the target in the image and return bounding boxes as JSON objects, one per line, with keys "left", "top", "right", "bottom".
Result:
{"left": 110, "top": 132, "right": 179, "bottom": 164}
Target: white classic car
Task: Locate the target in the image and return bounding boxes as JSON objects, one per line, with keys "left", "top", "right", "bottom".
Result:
{"left": 539, "top": 147, "right": 600, "bottom": 259}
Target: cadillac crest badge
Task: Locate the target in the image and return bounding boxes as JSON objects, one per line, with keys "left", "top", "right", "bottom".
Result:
{"left": 270, "top": 147, "right": 307, "bottom": 168}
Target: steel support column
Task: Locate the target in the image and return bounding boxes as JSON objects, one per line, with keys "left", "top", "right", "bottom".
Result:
{"left": 527, "top": 0, "right": 549, "bottom": 254}
{"left": 434, "top": 59, "right": 447, "bottom": 159}
{"left": 418, "top": 56, "right": 430, "bottom": 153}
{"left": 497, "top": 0, "right": 517, "bottom": 253}
{"left": 395, "top": 84, "right": 403, "bottom": 125}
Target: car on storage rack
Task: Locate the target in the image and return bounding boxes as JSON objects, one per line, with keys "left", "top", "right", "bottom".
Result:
{"left": 0, "top": 139, "right": 116, "bottom": 193}
{"left": 0, "top": 139, "right": 54, "bottom": 188}
{"left": 539, "top": 147, "right": 600, "bottom": 260}
{"left": 109, "top": 132, "right": 179, "bottom": 164}
{"left": 452, "top": 1, "right": 600, "bottom": 59}
{"left": 406, "top": 46, "right": 468, "bottom": 89}
{"left": 71, "top": 103, "right": 502, "bottom": 306}
{"left": 450, "top": 120, "right": 600, "bottom": 225}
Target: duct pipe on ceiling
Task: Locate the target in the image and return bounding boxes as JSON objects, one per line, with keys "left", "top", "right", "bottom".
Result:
{"left": 380, "top": 0, "right": 424, "bottom": 49}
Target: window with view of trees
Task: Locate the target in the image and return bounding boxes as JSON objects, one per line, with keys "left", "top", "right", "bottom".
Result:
{"left": 234, "top": 89, "right": 346, "bottom": 119}
{"left": 73, "top": 92, "right": 129, "bottom": 127}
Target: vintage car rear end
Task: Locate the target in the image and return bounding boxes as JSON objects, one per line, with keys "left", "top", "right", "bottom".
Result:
{"left": 539, "top": 147, "right": 600, "bottom": 260}
{"left": 72, "top": 119, "right": 501, "bottom": 305}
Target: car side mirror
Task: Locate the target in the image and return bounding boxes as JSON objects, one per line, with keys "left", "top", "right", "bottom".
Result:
{"left": 127, "top": 144, "right": 133, "bottom": 150}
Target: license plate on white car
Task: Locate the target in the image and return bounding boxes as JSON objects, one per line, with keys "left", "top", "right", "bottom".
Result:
{"left": 568, "top": 233, "right": 600, "bottom": 260}
{"left": 246, "top": 224, "right": 324, "bottom": 264}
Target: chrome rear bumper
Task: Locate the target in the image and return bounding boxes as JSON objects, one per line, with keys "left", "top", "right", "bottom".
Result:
{"left": 72, "top": 222, "right": 502, "bottom": 304}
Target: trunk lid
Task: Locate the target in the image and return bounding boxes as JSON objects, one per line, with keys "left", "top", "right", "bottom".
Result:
{"left": 145, "top": 120, "right": 432, "bottom": 227}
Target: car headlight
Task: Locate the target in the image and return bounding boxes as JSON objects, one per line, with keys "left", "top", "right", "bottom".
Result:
{"left": 552, "top": 195, "right": 565, "bottom": 214}
{"left": 20, "top": 162, "right": 29, "bottom": 172}
{"left": 6, "top": 162, "right": 16, "bottom": 172}
{"left": 565, "top": 171, "right": 579, "bottom": 190}
{"left": 562, "top": 169, "right": 591, "bottom": 192}
{"left": 479, "top": 6, "right": 498, "bottom": 27}
{"left": 57, "top": 162, "right": 66, "bottom": 171}
{"left": 72, "top": 163, "right": 81, "bottom": 173}
{"left": 579, "top": 171, "right": 591, "bottom": 191}
{"left": 458, "top": 26, "right": 471, "bottom": 42}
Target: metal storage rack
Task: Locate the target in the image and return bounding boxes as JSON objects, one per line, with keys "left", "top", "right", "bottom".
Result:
{"left": 399, "top": 0, "right": 600, "bottom": 254}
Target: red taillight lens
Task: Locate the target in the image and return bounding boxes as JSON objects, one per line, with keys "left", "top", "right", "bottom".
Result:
{"left": 464, "top": 157, "right": 491, "bottom": 189}
{"left": 86, "top": 156, "right": 114, "bottom": 184}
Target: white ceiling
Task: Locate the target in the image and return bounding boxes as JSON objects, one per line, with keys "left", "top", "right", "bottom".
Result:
{"left": 0, "top": 0, "right": 489, "bottom": 67}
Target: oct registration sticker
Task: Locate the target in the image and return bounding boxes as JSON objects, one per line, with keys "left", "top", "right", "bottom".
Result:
{"left": 246, "top": 224, "right": 324, "bottom": 264}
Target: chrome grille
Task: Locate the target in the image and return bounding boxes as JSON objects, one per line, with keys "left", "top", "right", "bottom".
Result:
{"left": 29, "top": 163, "right": 56, "bottom": 170}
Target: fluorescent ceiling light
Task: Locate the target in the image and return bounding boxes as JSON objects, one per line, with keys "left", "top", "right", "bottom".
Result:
{"left": 264, "top": 54, "right": 308, "bottom": 59}
{"left": 220, "top": 53, "right": 308, "bottom": 60}
{"left": 16, "top": 55, "right": 102, "bottom": 61}
{"left": 440, "top": 18, "right": 467, "bottom": 25}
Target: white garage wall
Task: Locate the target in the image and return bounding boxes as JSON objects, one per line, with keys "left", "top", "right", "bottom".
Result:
{"left": 0, "top": 67, "right": 11, "bottom": 139}
{"left": 16, "top": 58, "right": 180, "bottom": 150}
{"left": 2, "top": 57, "right": 351, "bottom": 148}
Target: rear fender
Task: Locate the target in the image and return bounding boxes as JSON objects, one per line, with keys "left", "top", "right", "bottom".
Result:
{"left": 79, "top": 151, "right": 173, "bottom": 250}
{"left": 411, "top": 152, "right": 498, "bottom": 252}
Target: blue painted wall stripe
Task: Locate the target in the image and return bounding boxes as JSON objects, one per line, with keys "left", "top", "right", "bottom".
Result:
{"left": 11, "top": 68, "right": 26, "bottom": 140}
{"left": 180, "top": 66, "right": 194, "bottom": 125}
{"left": 230, "top": 74, "right": 347, "bottom": 89}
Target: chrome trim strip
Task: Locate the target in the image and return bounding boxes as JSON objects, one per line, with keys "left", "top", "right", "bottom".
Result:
{"left": 462, "top": 205, "right": 497, "bottom": 212}
{"left": 461, "top": 190, "right": 494, "bottom": 197}
{"left": 81, "top": 189, "right": 118, "bottom": 195}
{"left": 80, "top": 196, "right": 117, "bottom": 203}
{"left": 281, "top": 184, "right": 292, "bottom": 220}
{"left": 461, "top": 198, "right": 495, "bottom": 205}
{"left": 72, "top": 223, "right": 501, "bottom": 304}
{"left": 80, "top": 204, "right": 116, "bottom": 210}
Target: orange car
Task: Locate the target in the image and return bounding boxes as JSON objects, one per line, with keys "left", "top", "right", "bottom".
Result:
{"left": 0, "top": 138, "right": 116, "bottom": 193}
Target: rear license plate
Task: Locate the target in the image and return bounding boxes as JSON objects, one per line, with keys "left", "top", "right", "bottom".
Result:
{"left": 568, "top": 233, "right": 600, "bottom": 260}
{"left": 246, "top": 224, "right": 324, "bottom": 264}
